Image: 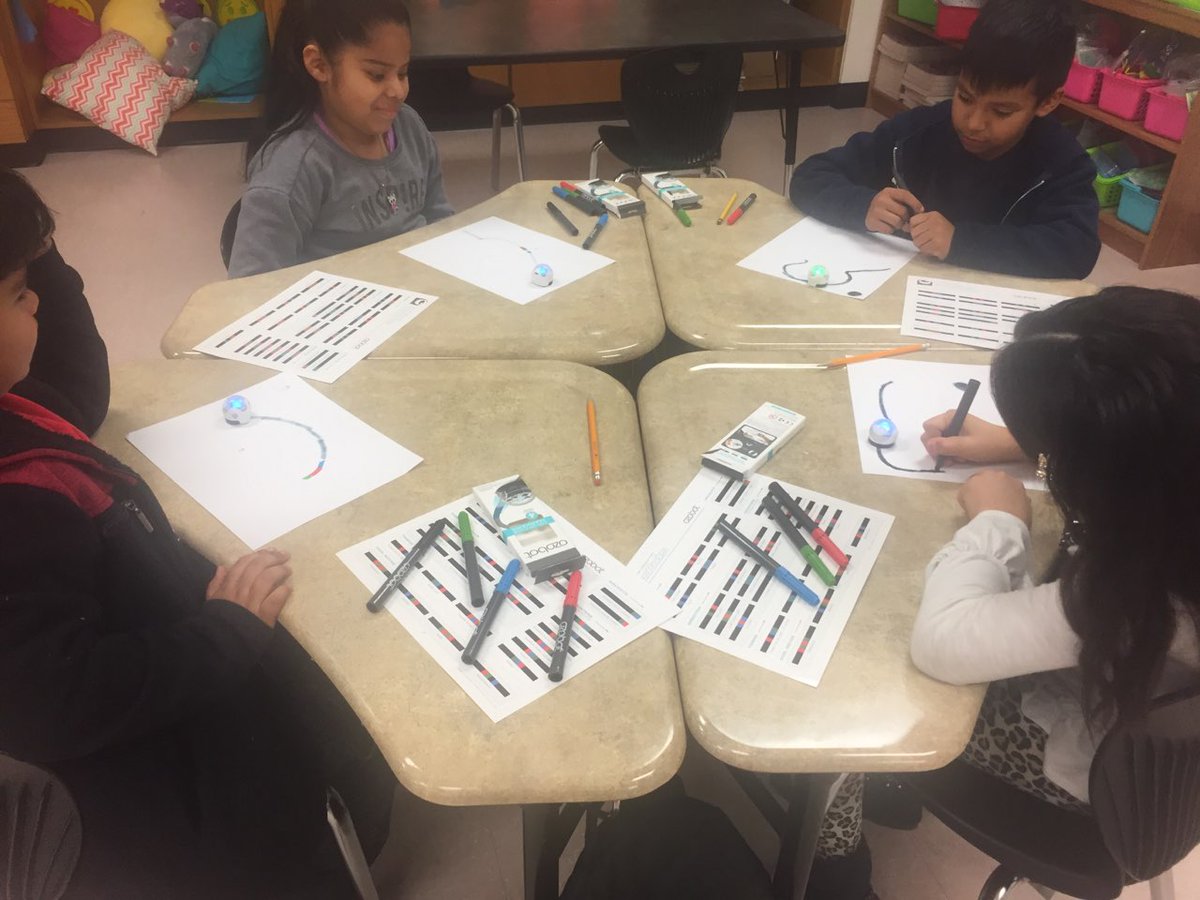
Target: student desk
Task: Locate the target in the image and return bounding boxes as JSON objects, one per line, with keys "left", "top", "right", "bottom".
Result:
{"left": 636, "top": 350, "right": 1065, "bottom": 900}
{"left": 160, "top": 181, "right": 665, "bottom": 367}
{"left": 93, "top": 358, "right": 684, "bottom": 900}
{"left": 642, "top": 178, "right": 1096, "bottom": 350}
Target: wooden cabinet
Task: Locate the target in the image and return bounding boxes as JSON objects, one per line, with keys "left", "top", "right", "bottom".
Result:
{"left": 866, "top": 0, "right": 1200, "bottom": 270}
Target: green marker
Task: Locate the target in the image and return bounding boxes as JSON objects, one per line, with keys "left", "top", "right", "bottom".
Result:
{"left": 458, "top": 511, "right": 486, "bottom": 607}
{"left": 675, "top": 206, "right": 692, "bottom": 227}
{"left": 762, "top": 495, "right": 839, "bottom": 587}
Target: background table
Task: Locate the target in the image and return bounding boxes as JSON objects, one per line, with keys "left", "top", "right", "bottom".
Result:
{"left": 643, "top": 178, "right": 1096, "bottom": 350}
{"left": 95, "top": 357, "right": 686, "bottom": 898}
{"left": 636, "top": 349, "right": 1065, "bottom": 898}
{"left": 162, "top": 182, "right": 665, "bottom": 367}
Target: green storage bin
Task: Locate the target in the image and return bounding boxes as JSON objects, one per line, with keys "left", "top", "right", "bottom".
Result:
{"left": 1164, "top": 0, "right": 1200, "bottom": 11}
{"left": 898, "top": 0, "right": 938, "bottom": 26}
{"left": 1087, "top": 143, "right": 1128, "bottom": 208}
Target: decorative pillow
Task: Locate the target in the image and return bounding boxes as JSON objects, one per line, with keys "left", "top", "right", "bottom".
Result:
{"left": 100, "top": 0, "right": 173, "bottom": 60}
{"left": 42, "top": 31, "right": 197, "bottom": 155}
{"left": 196, "top": 10, "right": 267, "bottom": 98}
{"left": 42, "top": 3, "right": 101, "bottom": 69}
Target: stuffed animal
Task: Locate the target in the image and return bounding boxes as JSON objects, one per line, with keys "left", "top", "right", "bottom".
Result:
{"left": 100, "top": 0, "right": 173, "bottom": 60}
{"left": 215, "top": 0, "right": 256, "bottom": 26}
{"left": 160, "top": 0, "right": 202, "bottom": 18}
{"left": 163, "top": 15, "right": 217, "bottom": 78}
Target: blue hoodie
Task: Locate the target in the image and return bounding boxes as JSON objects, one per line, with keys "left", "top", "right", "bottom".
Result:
{"left": 789, "top": 101, "right": 1101, "bottom": 279}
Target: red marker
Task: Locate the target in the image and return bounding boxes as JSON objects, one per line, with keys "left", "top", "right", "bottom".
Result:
{"left": 548, "top": 570, "right": 582, "bottom": 682}
{"left": 724, "top": 192, "right": 757, "bottom": 225}
{"left": 767, "top": 482, "right": 851, "bottom": 570}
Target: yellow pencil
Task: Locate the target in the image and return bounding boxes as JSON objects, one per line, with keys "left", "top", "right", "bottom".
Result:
{"left": 823, "top": 343, "right": 929, "bottom": 368}
{"left": 587, "top": 399, "right": 601, "bottom": 486}
{"left": 717, "top": 193, "right": 738, "bottom": 225}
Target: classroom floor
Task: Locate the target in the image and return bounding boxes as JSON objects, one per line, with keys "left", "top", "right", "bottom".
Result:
{"left": 17, "top": 107, "right": 1200, "bottom": 899}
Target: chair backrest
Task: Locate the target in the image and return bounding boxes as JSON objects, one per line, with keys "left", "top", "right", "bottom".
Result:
{"left": 619, "top": 47, "right": 744, "bottom": 170}
{"left": 220, "top": 199, "right": 242, "bottom": 272}
{"left": 0, "top": 754, "right": 82, "bottom": 899}
{"left": 1089, "top": 684, "right": 1200, "bottom": 882}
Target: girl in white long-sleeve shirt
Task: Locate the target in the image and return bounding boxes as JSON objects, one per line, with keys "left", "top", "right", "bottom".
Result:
{"left": 812, "top": 286, "right": 1200, "bottom": 900}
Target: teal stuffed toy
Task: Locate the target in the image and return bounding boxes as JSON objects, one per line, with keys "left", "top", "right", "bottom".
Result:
{"left": 163, "top": 15, "right": 217, "bottom": 78}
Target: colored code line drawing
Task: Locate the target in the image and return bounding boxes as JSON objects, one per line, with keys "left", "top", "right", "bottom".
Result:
{"left": 781, "top": 259, "right": 891, "bottom": 298}
{"left": 250, "top": 415, "right": 329, "bottom": 479}
{"left": 872, "top": 379, "right": 970, "bottom": 474}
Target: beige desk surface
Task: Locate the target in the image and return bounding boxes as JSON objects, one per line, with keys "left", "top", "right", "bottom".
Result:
{"left": 636, "top": 350, "right": 1064, "bottom": 774}
{"left": 93, "top": 359, "right": 685, "bottom": 806}
{"left": 161, "top": 182, "right": 665, "bottom": 366}
{"left": 642, "top": 178, "right": 1095, "bottom": 350}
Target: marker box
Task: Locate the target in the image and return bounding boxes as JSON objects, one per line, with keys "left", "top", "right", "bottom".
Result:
{"left": 472, "top": 475, "right": 586, "bottom": 582}
{"left": 578, "top": 179, "right": 646, "bottom": 218}
{"left": 700, "top": 403, "right": 806, "bottom": 479}
{"left": 641, "top": 171, "right": 703, "bottom": 210}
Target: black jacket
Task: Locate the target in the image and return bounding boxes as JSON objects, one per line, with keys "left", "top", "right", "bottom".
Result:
{"left": 789, "top": 101, "right": 1101, "bottom": 279}
{"left": 0, "top": 251, "right": 389, "bottom": 897}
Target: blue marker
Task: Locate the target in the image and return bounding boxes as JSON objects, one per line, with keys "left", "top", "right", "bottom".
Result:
{"left": 715, "top": 516, "right": 822, "bottom": 607}
{"left": 461, "top": 559, "right": 522, "bottom": 665}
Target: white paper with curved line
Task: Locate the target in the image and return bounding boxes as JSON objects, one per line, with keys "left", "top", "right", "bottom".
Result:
{"left": 845, "top": 359, "right": 1043, "bottom": 488}
{"left": 737, "top": 217, "right": 917, "bottom": 300}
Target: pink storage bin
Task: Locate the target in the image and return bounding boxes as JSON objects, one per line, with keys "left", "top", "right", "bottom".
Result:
{"left": 1098, "top": 70, "right": 1165, "bottom": 121}
{"left": 1064, "top": 60, "right": 1104, "bottom": 104}
{"left": 936, "top": 3, "right": 981, "bottom": 41}
{"left": 1144, "top": 87, "right": 1190, "bottom": 142}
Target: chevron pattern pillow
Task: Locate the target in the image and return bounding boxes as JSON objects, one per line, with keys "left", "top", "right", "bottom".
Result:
{"left": 42, "top": 31, "right": 197, "bottom": 155}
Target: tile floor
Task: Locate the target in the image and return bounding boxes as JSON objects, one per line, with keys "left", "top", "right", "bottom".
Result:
{"left": 17, "top": 107, "right": 1200, "bottom": 899}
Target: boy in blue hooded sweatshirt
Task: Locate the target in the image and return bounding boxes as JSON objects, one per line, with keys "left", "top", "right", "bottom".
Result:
{"left": 790, "top": 0, "right": 1100, "bottom": 280}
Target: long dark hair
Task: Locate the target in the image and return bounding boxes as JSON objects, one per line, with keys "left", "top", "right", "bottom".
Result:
{"left": 992, "top": 287, "right": 1200, "bottom": 724}
{"left": 247, "top": 0, "right": 412, "bottom": 171}
{"left": 0, "top": 169, "right": 55, "bottom": 280}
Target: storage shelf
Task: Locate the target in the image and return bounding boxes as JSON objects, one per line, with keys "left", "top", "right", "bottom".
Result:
{"left": 884, "top": 12, "right": 963, "bottom": 49}
{"left": 1059, "top": 96, "right": 1181, "bottom": 155}
{"left": 867, "top": 87, "right": 908, "bottom": 119}
{"left": 1082, "top": 0, "right": 1200, "bottom": 40}
{"left": 1099, "top": 207, "right": 1151, "bottom": 262}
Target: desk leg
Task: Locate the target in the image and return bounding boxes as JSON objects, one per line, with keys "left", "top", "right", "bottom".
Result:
{"left": 774, "top": 773, "right": 837, "bottom": 900}
{"left": 783, "top": 50, "right": 804, "bottom": 195}
{"left": 522, "top": 802, "right": 589, "bottom": 900}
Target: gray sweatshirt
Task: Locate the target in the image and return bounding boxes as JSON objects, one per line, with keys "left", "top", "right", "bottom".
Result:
{"left": 228, "top": 106, "right": 454, "bottom": 278}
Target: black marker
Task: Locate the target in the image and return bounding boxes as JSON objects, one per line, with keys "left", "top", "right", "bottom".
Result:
{"left": 545, "top": 201, "right": 579, "bottom": 236}
{"left": 548, "top": 570, "right": 582, "bottom": 682}
{"left": 461, "top": 560, "right": 521, "bottom": 665}
{"left": 935, "top": 378, "right": 982, "bottom": 472}
{"left": 715, "top": 516, "right": 820, "bottom": 606}
{"left": 366, "top": 519, "right": 447, "bottom": 613}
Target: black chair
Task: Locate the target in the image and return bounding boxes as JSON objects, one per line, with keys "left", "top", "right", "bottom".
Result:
{"left": 405, "top": 64, "right": 525, "bottom": 192}
{"left": 903, "top": 685, "right": 1200, "bottom": 900}
{"left": 589, "top": 47, "right": 743, "bottom": 181}
{"left": 0, "top": 754, "right": 82, "bottom": 899}
{"left": 220, "top": 198, "right": 242, "bottom": 272}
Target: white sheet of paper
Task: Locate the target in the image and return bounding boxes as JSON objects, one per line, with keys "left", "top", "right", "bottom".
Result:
{"left": 845, "top": 359, "right": 1042, "bottom": 488}
{"left": 399, "top": 215, "right": 615, "bottom": 305}
{"left": 737, "top": 218, "right": 917, "bottom": 300}
{"left": 337, "top": 496, "right": 675, "bottom": 722}
{"left": 630, "top": 469, "right": 893, "bottom": 687}
{"left": 128, "top": 374, "right": 422, "bottom": 548}
{"left": 194, "top": 271, "right": 437, "bottom": 384}
{"left": 901, "top": 276, "right": 1069, "bottom": 349}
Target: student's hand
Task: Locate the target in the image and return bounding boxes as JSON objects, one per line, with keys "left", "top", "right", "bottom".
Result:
{"left": 921, "top": 412, "right": 1025, "bottom": 465}
{"left": 959, "top": 471, "right": 1032, "bottom": 527}
{"left": 909, "top": 211, "right": 955, "bottom": 260}
{"left": 207, "top": 548, "right": 292, "bottom": 627}
{"left": 865, "top": 188, "right": 924, "bottom": 234}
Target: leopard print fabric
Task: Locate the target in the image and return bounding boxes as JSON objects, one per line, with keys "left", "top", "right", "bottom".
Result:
{"left": 817, "top": 677, "right": 1088, "bottom": 858}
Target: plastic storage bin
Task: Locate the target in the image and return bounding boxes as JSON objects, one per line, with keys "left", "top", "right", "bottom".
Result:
{"left": 1144, "top": 87, "right": 1190, "bottom": 142}
{"left": 936, "top": 0, "right": 982, "bottom": 40}
{"left": 1116, "top": 177, "right": 1163, "bottom": 233}
{"left": 1064, "top": 60, "right": 1104, "bottom": 104}
{"left": 1087, "top": 143, "right": 1129, "bottom": 207}
{"left": 897, "top": 0, "right": 939, "bottom": 26}
{"left": 1098, "top": 70, "right": 1165, "bottom": 121}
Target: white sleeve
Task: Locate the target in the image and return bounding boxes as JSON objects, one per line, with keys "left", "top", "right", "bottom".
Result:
{"left": 910, "top": 510, "right": 1081, "bottom": 685}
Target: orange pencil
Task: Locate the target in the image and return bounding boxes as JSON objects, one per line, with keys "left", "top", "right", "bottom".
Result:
{"left": 823, "top": 343, "right": 929, "bottom": 369}
{"left": 587, "top": 399, "right": 601, "bottom": 486}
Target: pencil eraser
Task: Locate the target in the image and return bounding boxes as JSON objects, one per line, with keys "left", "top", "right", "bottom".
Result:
{"left": 700, "top": 403, "right": 805, "bottom": 479}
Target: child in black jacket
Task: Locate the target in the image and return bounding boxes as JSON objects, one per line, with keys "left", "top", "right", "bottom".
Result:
{"left": 0, "top": 169, "right": 393, "bottom": 898}
{"left": 790, "top": 0, "right": 1101, "bottom": 280}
